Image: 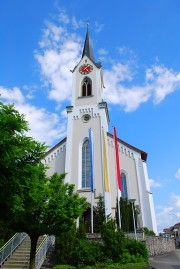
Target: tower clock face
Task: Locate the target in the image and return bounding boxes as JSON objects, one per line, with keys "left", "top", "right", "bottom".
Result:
{"left": 79, "top": 64, "right": 93, "bottom": 75}
{"left": 82, "top": 114, "right": 91, "bottom": 123}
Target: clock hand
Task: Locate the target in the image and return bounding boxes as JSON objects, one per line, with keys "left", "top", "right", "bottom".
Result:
{"left": 84, "top": 66, "right": 89, "bottom": 71}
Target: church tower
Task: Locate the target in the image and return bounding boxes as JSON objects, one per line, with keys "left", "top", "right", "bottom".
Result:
{"left": 45, "top": 27, "right": 157, "bottom": 234}
{"left": 65, "top": 28, "right": 109, "bottom": 204}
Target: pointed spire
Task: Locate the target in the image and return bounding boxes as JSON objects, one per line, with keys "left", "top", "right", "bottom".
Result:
{"left": 82, "top": 22, "right": 94, "bottom": 62}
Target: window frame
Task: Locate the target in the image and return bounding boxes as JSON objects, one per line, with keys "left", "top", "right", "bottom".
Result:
{"left": 81, "top": 77, "right": 92, "bottom": 97}
{"left": 82, "top": 138, "right": 91, "bottom": 189}
{"left": 121, "top": 172, "right": 128, "bottom": 199}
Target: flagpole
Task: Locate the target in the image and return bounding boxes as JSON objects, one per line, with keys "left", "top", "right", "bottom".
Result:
{"left": 103, "top": 127, "right": 111, "bottom": 221}
{"left": 88, "top": 128, "right": 94, "bottom": 234}
{"left": 113, "top": 126, "right": 121, "bottom": 228}
{"left": 91, "top": 191, "right": 93, "bottom": 234}
{"left": 117, "top": 189, "right": 121, "bottom": 228}
{"left": 100, "top": 125, "right": 107, "bottom": 222}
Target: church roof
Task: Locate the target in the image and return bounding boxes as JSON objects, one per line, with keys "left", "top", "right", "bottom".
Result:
{"left": 81, "top": 27, "right": 94, "bottom": 62}
{"left": 107, "top": 132, "right": 147, "bottom": 161}
{"left": 71, "top": 27, "right": 101, "bottom": 73}
{"left": 45, "top": 134, "right": 147, "bottom": 162}
{"left": 45, "top": 137, "right": 67, "bottom": 156}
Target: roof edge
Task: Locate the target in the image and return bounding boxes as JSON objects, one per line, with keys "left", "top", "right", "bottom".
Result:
{"left": 107, "top": 132, "right": 147, "bottom": 161}
{"left": 45, "top": 134, "right": 147, "bottom": 162}
{"left": 45, "top": 137, "right": 67, "bottom": 157}
{"left": 82, "top": 28, "right": 94, "bottom": 62}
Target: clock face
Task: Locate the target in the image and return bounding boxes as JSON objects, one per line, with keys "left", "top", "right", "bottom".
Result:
{"left": 82, "top": 114, "right": 91, "bottom": 123}
{"left": 79, "top": 64, "right": 93, "bottom": 75}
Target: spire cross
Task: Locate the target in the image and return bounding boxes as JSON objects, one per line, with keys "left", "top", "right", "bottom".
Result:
{"left": 86, "top": 20, "right": 89, "bottom": 29}
{"left": 82, "top": 22, "right": 94, "bottom": 61}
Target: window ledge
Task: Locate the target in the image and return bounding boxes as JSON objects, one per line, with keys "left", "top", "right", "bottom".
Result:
{"left": 77, "top": 188, "right": 91, "bottom": 193}
{"left": 78, "top": 95, "right": 94, "bottom": 99}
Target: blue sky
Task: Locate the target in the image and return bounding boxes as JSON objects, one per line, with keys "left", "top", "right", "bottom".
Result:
{"left": 0, "top": 0, "right": 180, "bottom": 233}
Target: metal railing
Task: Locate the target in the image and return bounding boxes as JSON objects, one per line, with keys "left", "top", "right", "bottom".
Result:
{"left": 24, "top": 235, "right": 55, "bottom": 269}
{"left": 0, "top": 232, "right": 27, "bottom": 266}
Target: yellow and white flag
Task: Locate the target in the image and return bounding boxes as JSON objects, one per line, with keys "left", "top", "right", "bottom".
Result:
{"left": 102, "top": 128, "right": 111, "bottom": 217}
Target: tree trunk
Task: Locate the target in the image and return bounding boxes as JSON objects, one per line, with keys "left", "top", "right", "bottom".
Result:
{"left": 29, "top": 235, "right": 39, "bottom": 269}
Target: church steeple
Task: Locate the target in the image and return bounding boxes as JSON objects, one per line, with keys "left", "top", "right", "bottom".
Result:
{"left": 81, "top": 24, "right": 94, "bottom": 62}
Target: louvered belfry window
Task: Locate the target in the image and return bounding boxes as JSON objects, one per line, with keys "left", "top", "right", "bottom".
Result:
{"left": 82, "top": 77, "right": 92, "bottom": 96}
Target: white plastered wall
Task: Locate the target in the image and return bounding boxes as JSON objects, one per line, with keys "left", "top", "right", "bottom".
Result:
{"left": 134, "top": 154, "right": 157, "bottom": 234}
{"left": 107, "top": 136, "right": 141, "bottom": 219}
{"left": 45, "top": 142, "right": 66, "bottom": 177}
{"left": 65, "top": 105, "right": 105, "bottom": 203}
{"left": 72, "top": 57, "right": 103, "bottom": 108}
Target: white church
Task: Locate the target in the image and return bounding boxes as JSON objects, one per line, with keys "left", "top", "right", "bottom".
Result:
{"left": 45, "top": 28, "right": 157, "bottom": 234}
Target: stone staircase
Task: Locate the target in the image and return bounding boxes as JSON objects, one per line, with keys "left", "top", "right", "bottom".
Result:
{"left": 2, "top": 236, "right": 44, "bottom": 269}
{"left": 41, "top": 245, "right": 57, "bottom": 269}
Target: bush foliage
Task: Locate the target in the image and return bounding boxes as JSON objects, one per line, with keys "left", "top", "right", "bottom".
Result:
{"left": 55, "top": 218, "right": 148, "bottom": 268}
{"left": 143, "top": 227, "right": 156, "bottom": 236}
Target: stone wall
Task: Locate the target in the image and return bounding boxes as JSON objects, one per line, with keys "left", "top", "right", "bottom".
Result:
{"left": 145, "top": 236, "right": 175, "bottom": 256}
{"left": 86, "top": 233, "right": 176, "bottom": 256}
{"left": 127, "top": 232, "right": 176, "bottom": 256}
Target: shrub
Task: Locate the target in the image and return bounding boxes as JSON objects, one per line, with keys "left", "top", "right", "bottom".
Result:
{"left": 55, "top": 224, "right": 77, "bottom": 264}
{"left": 124, "top": 238, "right": 148, "bottom": 261}
{"left": 94, "top": 194, "right": 106, "bottom": 233}
{"left": 0, "top": 239, "right": 4, "bottom": 249}
{"left": 101, "top": 219, "right": 125, "bottom": 262}
{"left": 72, "top": 239, "right": 104, "bottom": 266}
{"left": 53, "top": 264, "right": 75, "bottom": 269}
{"left": 143, "top": 227, "right": 156, "bottom": 236}
{"left": 56, "top": 222, "right": 104, "bottom": 267}
{"left": 120, "top": 252, "right": 137, "bottom": 264}
{"left": 55, "top": 218, "right": 149, "bottom": 267}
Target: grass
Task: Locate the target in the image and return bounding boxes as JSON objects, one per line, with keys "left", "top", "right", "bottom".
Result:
{"left": 52, "top": 261, "right": 150, "bottom": 269}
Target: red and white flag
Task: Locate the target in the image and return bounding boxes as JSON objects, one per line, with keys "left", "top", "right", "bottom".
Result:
{"left": 113, "top": 127, "right": 122, "bottom": 192}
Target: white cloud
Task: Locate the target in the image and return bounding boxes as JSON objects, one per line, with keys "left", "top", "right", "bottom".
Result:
{"left": 34, "top": 12, "right": 180, "bottom": 114}
{"left": 38, "top": 22, "right": 66, "bottom": 49}
{"left": 175, "top": 168, "right": 180, "bottom": 180}
{"left": 103, "top": 63, "right": 151, "bottom": 111}
{"left": 103, "top": 63, "right": 180, "bottom": 112}
{"left": 94, "top": 21, "right": 104, "bottom": 33}
{"left": 118, "top": 47, "right": 137, "bottom": 63}
{"left": 155, "top": 192, "right": 180, "bottom": 233}
{"left": 71, "top": 17, "right": 84, "bottom": 30}
{"left": 0, "top": 86, "right": 66, "bottom": 145}
{"left": 35, "top": 21, "right": 82, "bottom": 105}
{"left": 149, "top": 179, "right": 161, "bottom": 188}
{"left": 58, "top": 10, "right": 70, "bottom": 24}
{"left": 169, "top": 193, "right": 180, "bottom": 209}
{"left": 156, "top": 206, "right": 174, "bottom": 231}
{"left": 0, "top": 86, "right": 25, "bottom": 104}
{"left": 17, "top": 103, "right": 66, "bottom": 145}
{"left": 98, "top": 48, "right": 108, "bottom": 55}
{"left": 60, "top": 108, "right": 68, "bottom": 118}
{"left": 149, "top": 65, "right": 180, "bottom": 104}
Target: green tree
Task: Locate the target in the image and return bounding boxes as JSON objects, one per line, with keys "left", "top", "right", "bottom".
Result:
{"left": 94, "top": 194, "right": 106, "bottom": 233}
{"left": 0, "top": 101, "right": 47, "bottom": 221}
{"left": 0, "top": 101, "right": 87, "bottom": 269}
{"left": 115, "top": 198, "right": 136, "bottom": 232}
{"left": 120, "top": 198, "right": 134, "bottom": 232}
{"left": 143, "top": 227, "right": 156, "bottom": 236}
{"left": 12, "top": 173, "right": 87, "bottom": 269}
{"left": 101, "top": 219, "right": 125, "bottom": 262}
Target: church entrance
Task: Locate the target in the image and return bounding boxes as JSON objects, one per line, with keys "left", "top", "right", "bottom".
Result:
{"left": 82, "top": 207, "right": 91, "bottom": 233}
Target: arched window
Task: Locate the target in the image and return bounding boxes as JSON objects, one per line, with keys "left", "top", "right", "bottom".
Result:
{"left": 121, "top": 172, "right": 128, "bottom": 199}
{"left": 82, "top": 77, "right": 92, "bottom": 97}
{"left": 82, "top": 138, "right": 91, "bottom": 188}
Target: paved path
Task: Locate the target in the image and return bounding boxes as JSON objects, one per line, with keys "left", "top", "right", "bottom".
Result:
{"left": 149, "top": 249, "right": 180, "bottom": 269}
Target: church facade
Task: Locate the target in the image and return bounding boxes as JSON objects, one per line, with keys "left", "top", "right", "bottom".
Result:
{"left": 45, "top": 29, "right": 157, "bottom": 234}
